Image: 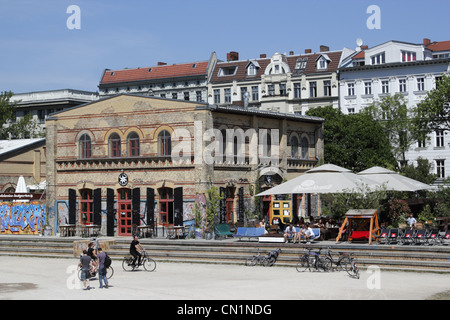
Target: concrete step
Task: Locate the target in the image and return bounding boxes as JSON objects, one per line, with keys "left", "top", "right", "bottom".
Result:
{"left": 0, "top": 235, "right": 449, "bottom": 273}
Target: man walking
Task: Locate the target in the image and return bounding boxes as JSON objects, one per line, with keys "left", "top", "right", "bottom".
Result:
{"left": 97, "top": 247, "right": 109, "bottom": 289}
{"left": 78, "top": 250, "right": 92, "bottom": 290}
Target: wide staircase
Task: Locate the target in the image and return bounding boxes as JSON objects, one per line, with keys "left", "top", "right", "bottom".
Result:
{"left": 0, "top": 235, "right": 449, "bottom": 273}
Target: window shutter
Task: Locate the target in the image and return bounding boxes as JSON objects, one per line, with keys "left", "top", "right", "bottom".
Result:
{"left": 174, "top": 187, "right": 183, "bottom": 226}
{"left": 68, "top": 189, "right": 76, "bottom": 225}
{"left": 93, "top": 188, "right": 102, "bottom": 226}
{"left": 146, "top": 188, "right": 155, "bottom": 226}
{"left": 106, "top": 188, "right": 115, "bottom": 236}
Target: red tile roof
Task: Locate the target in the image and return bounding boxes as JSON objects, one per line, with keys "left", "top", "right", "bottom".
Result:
{"left": 100, "top": 61, "right": 209, "bottom": 85}
{"left": 426, "top": 40, "right": 450, "bottom": 52}
{"left": 352, "top": 50, "right": 365, "bottom": 60}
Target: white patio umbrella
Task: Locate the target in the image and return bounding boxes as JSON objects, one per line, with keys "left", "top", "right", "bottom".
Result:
{"left": 15, "top": 176, "right": 29, "bottom": 193}
{"left": 358, "top": 166, "right": 434, "bottom": 192}
{"left": 256, "top": 164, "right": 380, "bottom": 196}
{"left": 14, "top": 176, "right": 30, "bottom": 203}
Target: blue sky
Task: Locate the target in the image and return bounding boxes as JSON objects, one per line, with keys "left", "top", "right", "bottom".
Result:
{"left": 1, "top": 0, "right": 449, "bottom": 93}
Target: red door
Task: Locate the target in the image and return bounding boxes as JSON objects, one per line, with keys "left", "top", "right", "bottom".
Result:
{"left": 118, "top": 188, "right": 132, "bottom": 236}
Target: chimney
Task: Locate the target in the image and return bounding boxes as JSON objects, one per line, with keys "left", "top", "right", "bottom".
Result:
{"left": 157, "top": 62, "right": 167, "bottom": 66}
{"left": 289, "top": 51, "right": 294, "bottom": 55}
{"left": 227, "top": 51, "right": 239, "bottom": 61}
{"left": 260, "top": 53, "right": 267, "bottom": 58}
{"left": 360, "top": 45, "right": 368, "bottom": 50}
{"left": 320, "top": 45, "right": 330, "bottom": 52}
{"left": 305, "top": 49, "right": 312, "bottom": 54}
{"left": 423, "top": 38, "right": 431, "bottom": 46}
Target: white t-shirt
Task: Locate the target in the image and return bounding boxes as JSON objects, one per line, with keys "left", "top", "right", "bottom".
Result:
{"left": 406, "top": 217, "right": 417, "bottom": 226}
{"left": 304, "top": 227, "right": 314, "bottom": 237}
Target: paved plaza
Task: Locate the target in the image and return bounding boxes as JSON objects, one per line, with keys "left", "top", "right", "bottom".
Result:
{"left": 0, "top": 256, "right": 449, "bottom": 301}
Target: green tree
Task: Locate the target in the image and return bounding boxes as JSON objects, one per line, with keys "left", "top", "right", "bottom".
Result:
{"left": 306, "top": 106, "right": 397, "bottom": 172}
{"left": 206, "top": 186, "right": 223, "bottom": 231}
{"left": 0, "top": 90, "right": 42, "bottom": 139}
{"left": 363, "top": 93, "right": 416, "bottom": 165}
{"left": 413, "top": 74, "right": 450, "bottom": 139}
{"left": 400, "top": 157, "right": 436, "bottom": 185}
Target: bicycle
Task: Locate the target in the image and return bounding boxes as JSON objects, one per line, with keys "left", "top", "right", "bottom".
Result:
{"left": 346, "top": 253, "right": 360, "bottom": 279}
{"left": 122, "top": 250, "right": 157, "bottom": 272}
{"left": 323, "top": 247, "right": 352, "bottom": 272}
{"left": 246, "top": 249, "right": 271, "bottom": 267}
{"left": 78, "top": 264, "right": 114, "bottom": 280}
{"left": 296, "top": 248, "right": 331, "bottom": 272}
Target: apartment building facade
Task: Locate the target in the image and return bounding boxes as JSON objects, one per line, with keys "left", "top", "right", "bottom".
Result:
{"left": 208, "top": 48, "right": 342, "bottom": 115}
{"left": 339, "top": 39, "right": 450, "bottom": 180}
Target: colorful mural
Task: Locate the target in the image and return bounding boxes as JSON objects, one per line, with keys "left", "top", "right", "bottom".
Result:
{"left": 0, "top": 202, "right": 47, "bottom": 235}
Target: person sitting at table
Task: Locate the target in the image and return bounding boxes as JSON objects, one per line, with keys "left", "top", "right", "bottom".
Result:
{"left": 284, "top": 224, "right": 297, "bottom": 243}
{"left": 303, "top": 223, "right": 315, "bottom": 244}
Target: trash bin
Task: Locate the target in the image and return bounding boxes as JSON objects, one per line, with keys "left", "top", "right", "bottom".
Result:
{"left": 44, "top": 226, "right": 53, "bottom": 236}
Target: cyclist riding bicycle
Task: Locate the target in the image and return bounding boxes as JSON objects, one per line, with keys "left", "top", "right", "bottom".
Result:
{"left": 130, "top": 235, "right": 145, "bottom": 266}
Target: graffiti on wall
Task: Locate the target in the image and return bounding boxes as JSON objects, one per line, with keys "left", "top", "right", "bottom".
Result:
{"left": 0, "top": 202, "right": 47, "bottom": 235}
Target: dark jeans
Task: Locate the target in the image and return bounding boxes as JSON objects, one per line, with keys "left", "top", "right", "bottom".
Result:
{"left": 131, "top": 251, "right": 142, "bottom": 265}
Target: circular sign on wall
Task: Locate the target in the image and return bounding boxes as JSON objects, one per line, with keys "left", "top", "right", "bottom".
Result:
{"left": 118, "top": 172, "right": 128, "bottom": 186}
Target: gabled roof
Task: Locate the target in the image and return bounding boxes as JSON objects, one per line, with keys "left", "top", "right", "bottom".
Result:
{"left": 100, "top": 61, "right": 210, "bottom": 85}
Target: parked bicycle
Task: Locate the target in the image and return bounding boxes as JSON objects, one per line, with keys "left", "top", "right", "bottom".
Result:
{"left": 345, "top": 253, "right": 360, "bottom": 279}
{"left": 122, "top": 250, "right": 157, "bottom": 272}
{"left": 324, "top": 246, "right": 352, "bottom": 272}
{"left": 246, "top": 249, "right": 271, "bottom": 267}
{"left": 296, "top": 248, "right": 331, "bottom": 272}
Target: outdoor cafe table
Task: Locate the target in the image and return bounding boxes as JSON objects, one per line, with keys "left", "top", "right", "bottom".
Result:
{"left": 167, "top": 226, "right": 185, "bottom": 239}
{"left": 84, "top": 224, "right": 101, "bottom": 237}
{"left": 59, "top": 224, "right": 76, "bottom": 237}
{"left": 137, "top": 225, "right": 153, "bottom": 238}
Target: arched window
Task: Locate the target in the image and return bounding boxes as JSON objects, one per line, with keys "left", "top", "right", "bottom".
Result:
{"left": 301, "top": 137, "right": 309, "bottom": 160}
{"left": 109, "top": 133, "right": 121, "bottom": 158}
{"left": 79, "top": 134, "right": 92, "bottom": 159}
{"left": 127, "top": 132, "right": 140, "bottom": 157}
{"left": 290, "top": 136, "right": 299, "bottom": 159}
{"left": 158, "top": 130, "right": 172, "bottom": 156}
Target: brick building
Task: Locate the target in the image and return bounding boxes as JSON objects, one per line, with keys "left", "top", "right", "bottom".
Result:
{"left": 45, "top": 94, "right": 324, "bottom": 236}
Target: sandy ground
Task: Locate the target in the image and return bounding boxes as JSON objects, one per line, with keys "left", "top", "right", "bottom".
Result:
{"left": 0, "top": 256, "right": 448, "bottom": 301}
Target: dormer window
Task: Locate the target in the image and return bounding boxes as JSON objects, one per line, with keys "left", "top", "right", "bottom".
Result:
{"left": 295, "top": 58, "right": 308, "bottom": 70}
{"left": 370, "top": 52, "right": 385, "bottom": 65}
{"left": 402, "top": 51, "right": 416, "bottom": 62}
{"left": 264, "top": 52, "right": 290, "bottom": 76}
{"left": 246, "top": 62, "right": 259, "bottom": 76}
{"left": 218, "top": 66, "right": 238, "bottom": 76}
{"left": 316, "top": 55, "right": 331, "bottom": 70}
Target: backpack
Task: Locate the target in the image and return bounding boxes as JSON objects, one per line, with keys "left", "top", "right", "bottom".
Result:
{"left": 104, "top": 253, "right": 112, "bottom": 268}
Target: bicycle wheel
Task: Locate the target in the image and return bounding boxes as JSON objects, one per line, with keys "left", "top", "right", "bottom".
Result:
{"left": 296, "top": 256, "right": 310, "bottom": 272}
{"left": 346, "top": 260, "right": 360, "bottom": 279}
{"left": 266, "top": 256, "right": 276, "bottom": 267}
{"left": 122, "top": 258, "right": 135, "bottom": 272}
{"left": 143, "top": 257, "right": 157, "bottom": 272}
{"left": 246, "top": 257, "right": 257, "bottom": 267}
{"left": 319, "top": 257, "right": 332, "bottom": 272}
{"left": 106, "top": 266, "right": 114, "bottom": 279}
{"left": 338, "top": 256, "right": 351, "bottom": 272}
